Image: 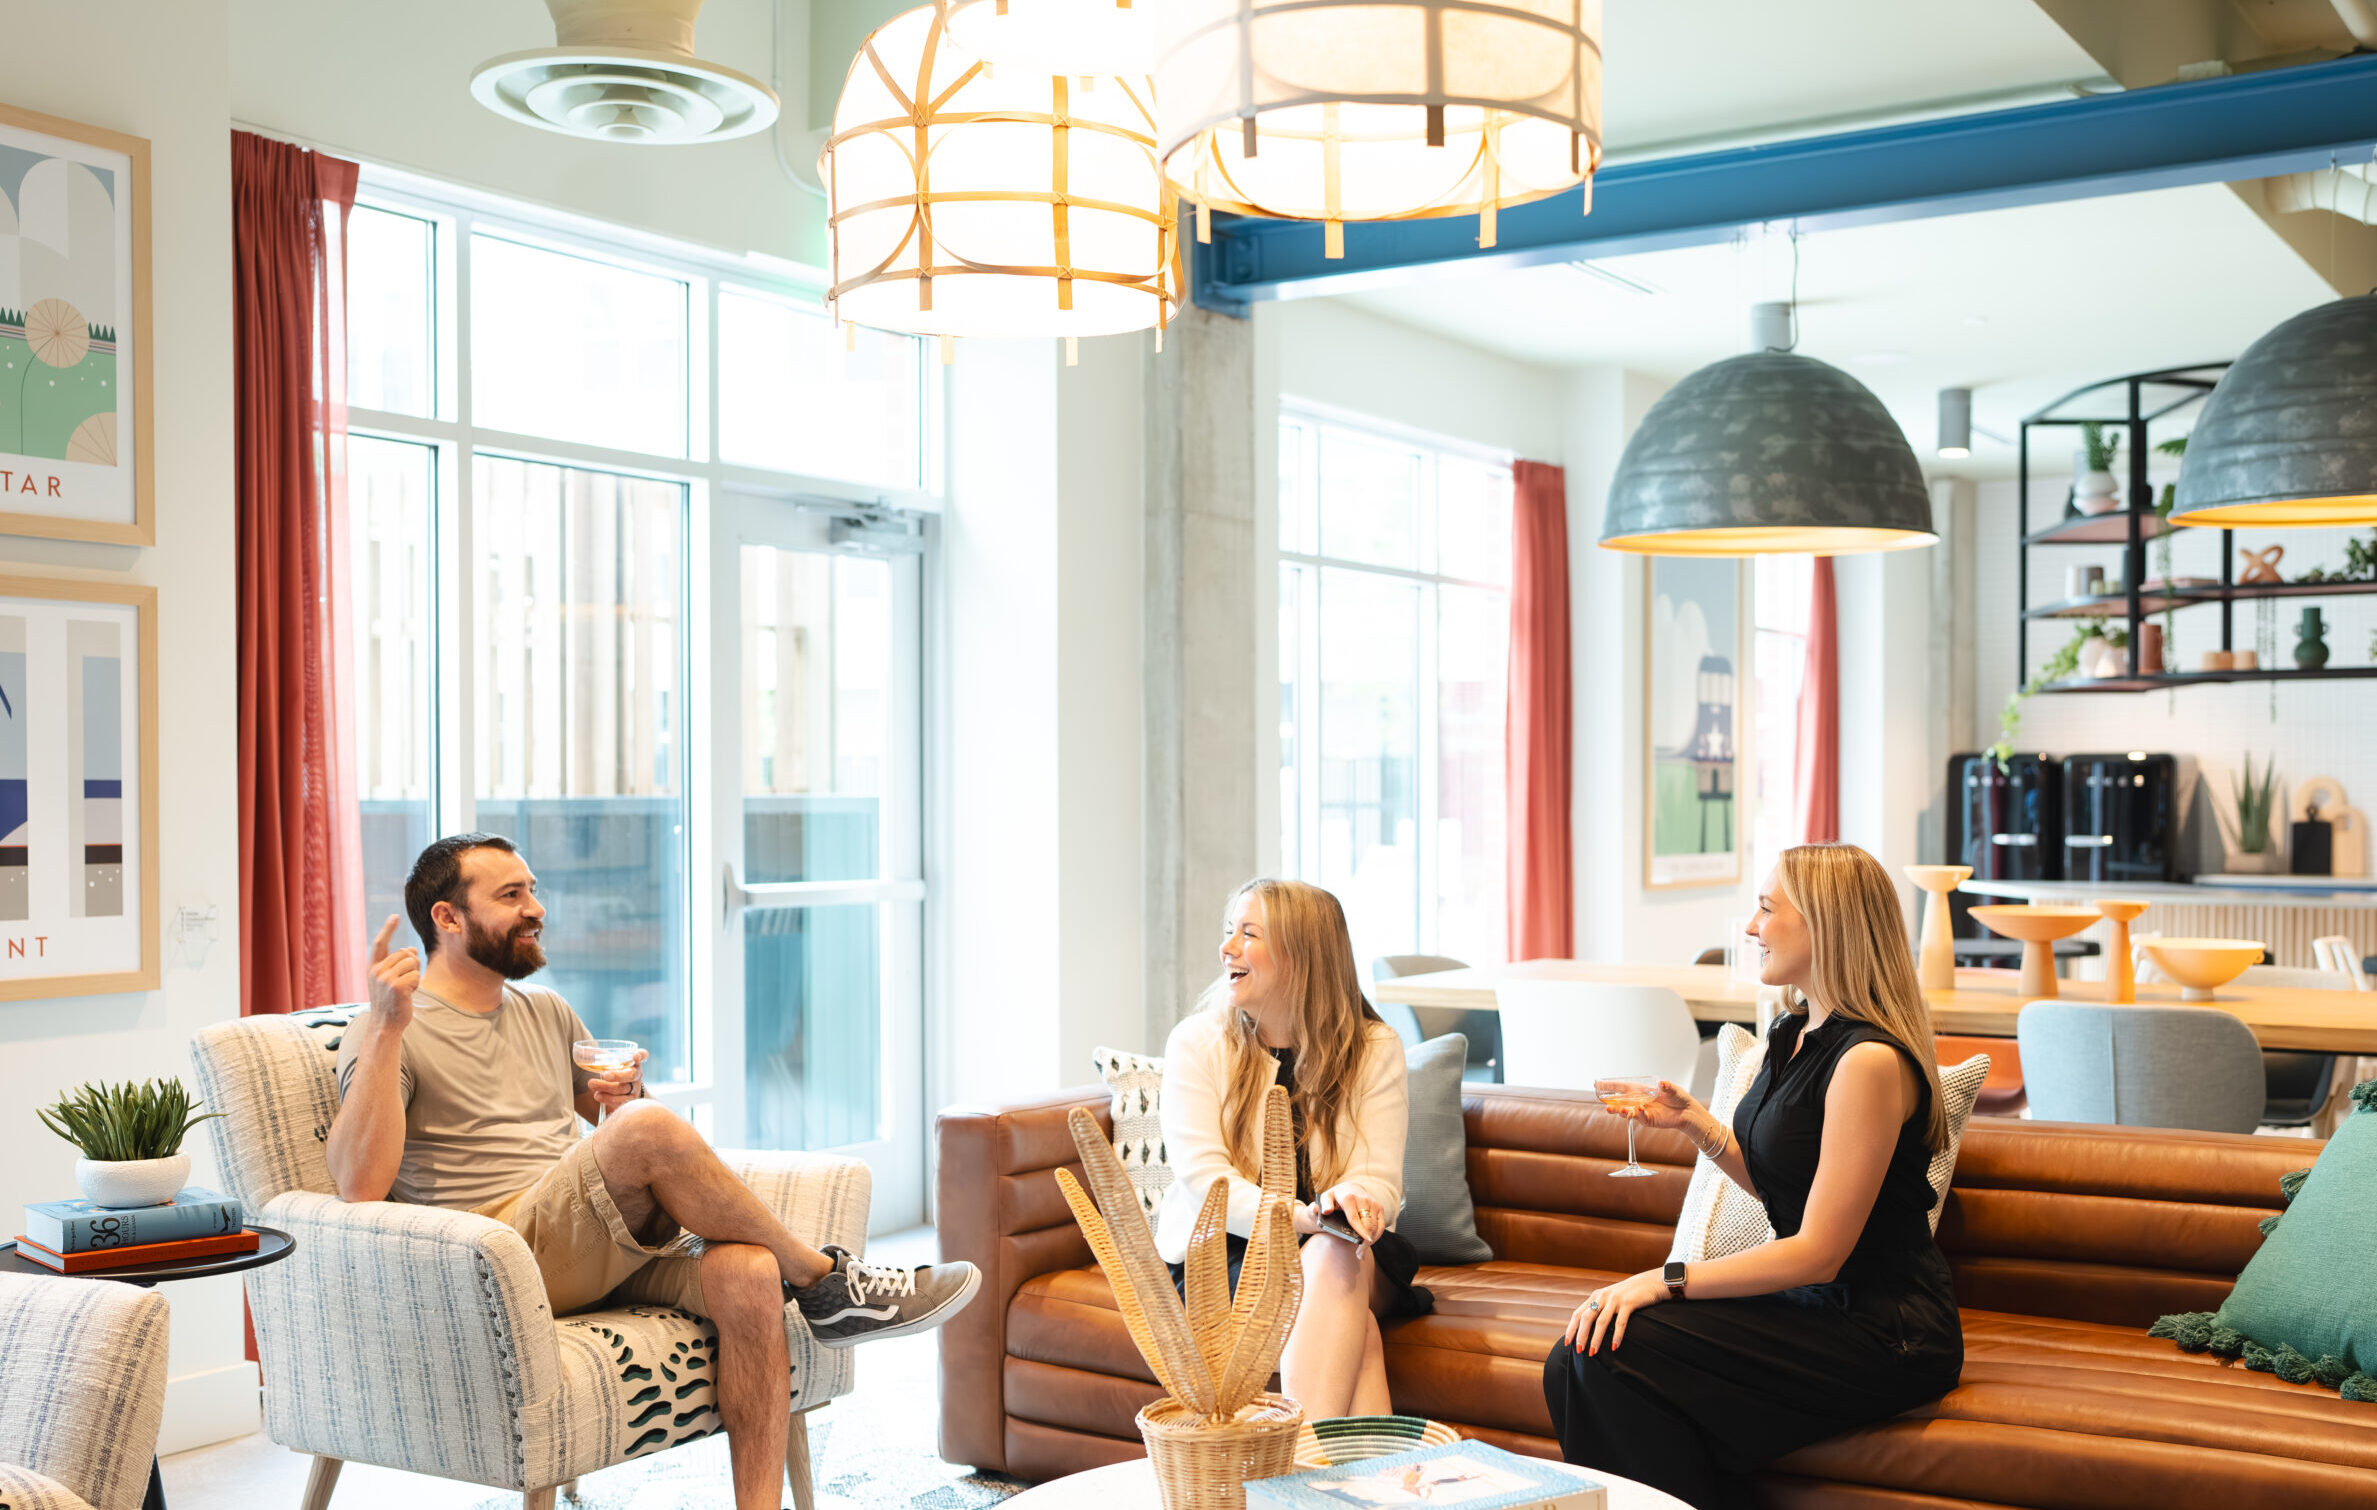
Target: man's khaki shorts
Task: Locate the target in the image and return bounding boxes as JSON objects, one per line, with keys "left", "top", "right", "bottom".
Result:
{"left": 475, "top": 1137, "right": 711, "bottom": 1317}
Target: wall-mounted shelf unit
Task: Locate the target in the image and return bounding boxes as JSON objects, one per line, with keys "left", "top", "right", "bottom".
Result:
{"left": 2014, "top": 363, "right": 2377, "bottom": 693}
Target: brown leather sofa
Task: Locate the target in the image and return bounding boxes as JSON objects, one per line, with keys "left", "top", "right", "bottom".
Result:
{"left": 937, "top": 1083, "right": 2377, "bottom": 1508}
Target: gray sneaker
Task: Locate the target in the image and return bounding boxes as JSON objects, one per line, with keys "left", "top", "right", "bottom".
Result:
{"left": 790, "top": 1244, "right": 981, "bottom": 1348}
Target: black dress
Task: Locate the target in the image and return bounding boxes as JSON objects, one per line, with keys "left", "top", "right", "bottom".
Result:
{"left": 1541, "top": 1011, "right": 1963, "bottom": 1509}
{"left": 1167, "top": 1046, "right": 1431, "bottom": 1318}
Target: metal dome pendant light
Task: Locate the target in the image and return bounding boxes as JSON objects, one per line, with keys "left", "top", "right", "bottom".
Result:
{"left": 1154, "top": 0, "right": 1603, "bottom": 258}
{"left": 820, "top": 1, "right": 1181, "bottom": 343}
{"left": 945, "top": 0, "right": 1157, "bottom": 77}
{"left": 2170, "top": 293, "right": 2377, "bottom": 528}
{"left": 1599, "top": 302, "right": 1937, "bottom": 556}
{"left": 472, "top": 0, "right": 779, "bottom": 144}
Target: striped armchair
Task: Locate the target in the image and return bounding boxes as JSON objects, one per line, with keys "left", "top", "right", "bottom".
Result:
{"left": 0, "top": 1271, "right": 170, "bottom": 1510}
{"left": 190, "top": 1007, "right": 868, "bottom": 1510}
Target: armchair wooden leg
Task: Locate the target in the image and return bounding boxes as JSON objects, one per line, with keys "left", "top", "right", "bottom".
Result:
{"left": 560, "top": 1482, "right": 580, "bottom": 1502}
{"left": 523, "top": 1491, "right": 556, "bottom": 1510}
{"left": 786, "top": 1406, "right": 819, "bottom": 1510}
{"left": 298, "top": 1456, "right": 342, "bottom": 1510}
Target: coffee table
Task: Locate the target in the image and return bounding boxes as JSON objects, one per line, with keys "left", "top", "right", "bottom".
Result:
{"left": 998, "top": 1454, "right": 1691, "bottom": 1510}
{"left": 1, "top": 1226, "right": 295, "bottom": 1510}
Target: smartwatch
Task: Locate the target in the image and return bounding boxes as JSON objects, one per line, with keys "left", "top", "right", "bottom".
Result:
{"left": 1663, "top": 1260, "right": 1689, "bottom": 1300}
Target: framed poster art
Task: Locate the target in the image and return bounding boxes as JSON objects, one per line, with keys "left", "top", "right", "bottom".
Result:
{"left": 1643, "top": 557, "right": 1745, "bottom": 890}
{"left": 0, "top": 101, "right": 152, "bottom": 546}
{"left": 0, "top": 576, "right": 158, "bottom": 999}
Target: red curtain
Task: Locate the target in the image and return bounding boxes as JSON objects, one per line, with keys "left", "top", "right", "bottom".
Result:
{"left": 1506, "top": 461, "right": 1574, "bottom": 960}
{"left": 235, "top": 132, "right": 364, "bottom": 1018}
{"left": 1793, "top": 556, "right": 1840, "bottom": 844}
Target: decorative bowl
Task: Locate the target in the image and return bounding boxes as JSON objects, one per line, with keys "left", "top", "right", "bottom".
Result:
{"left": 2140, "top": 938, "right": 2266, "bottom": 1001}
{"left": 1293, "top": 1415, "right": 1462, "bottom": 1469}
{"left": 74, "top": 1153, "right": 190, "bottom": 1209}
{"left": 1904, "top": 865, "right": 1974, "bottom": 892}
{"left": 1967, "top": 904, "right": 2101, "bottom": 943}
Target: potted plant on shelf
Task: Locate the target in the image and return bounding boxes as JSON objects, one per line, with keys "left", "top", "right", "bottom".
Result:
{"left": 2226, "top": 752, "right": 2282, "bottom": 874}
{"left": 37, "top": 1077, "right": 223, "bottom": 1209}
{"left": 1993, "top": 618, "right": 2124, "bottom": 767}
{"left": 2075, "top": 422, "right": 2122, "bottom": 514}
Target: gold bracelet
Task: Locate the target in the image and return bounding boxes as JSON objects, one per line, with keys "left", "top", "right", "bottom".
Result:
{"left": 1695, "top": 1119, "right": 1730, "bottom": 1160}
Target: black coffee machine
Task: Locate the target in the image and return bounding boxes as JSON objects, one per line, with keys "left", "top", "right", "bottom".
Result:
{"left": 2060, "top": 752, "right": 2180, "bottom": 884}
{"left": 1946, "top": 752, "right": 2062, "bottom": 940}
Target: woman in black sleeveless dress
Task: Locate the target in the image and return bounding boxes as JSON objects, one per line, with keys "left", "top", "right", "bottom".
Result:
{"left": 1541, "top": 844, "right": 1963, "bottom": 1509}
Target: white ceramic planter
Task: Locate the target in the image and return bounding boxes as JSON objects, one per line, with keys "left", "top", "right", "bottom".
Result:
{"left": 2226, "top": 847, "right": 2276, "bottom": 875}
{"left": 74, "top": 1152, "right": 189, "bottom": 1209}
{"left": 2075, "top": 470, "right": 2121, "bottom": 514}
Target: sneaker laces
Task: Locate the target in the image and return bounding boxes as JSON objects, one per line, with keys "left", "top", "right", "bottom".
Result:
{"left": 842, "top": 1255, "right": 918, "bottom": 1306}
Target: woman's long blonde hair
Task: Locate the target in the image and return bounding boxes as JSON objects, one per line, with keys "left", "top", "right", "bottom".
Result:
{"left": 1200, "top": 878, "right": 1384, "bottom": 1190}
{"left": 1773, "top": 844, "right": 1949, "bottom": 1154}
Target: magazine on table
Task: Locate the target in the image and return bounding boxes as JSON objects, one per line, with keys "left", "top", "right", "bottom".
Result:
{"left": 1247, "top": 1441, "right": 1608, "bottom": 1510}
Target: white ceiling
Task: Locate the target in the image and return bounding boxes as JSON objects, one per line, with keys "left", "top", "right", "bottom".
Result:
{"left": 1597, "top": 0, "right": 2104, "bottom": 151}
{"left": 1334, "top": 182, "right": 2337, "bottom": 476}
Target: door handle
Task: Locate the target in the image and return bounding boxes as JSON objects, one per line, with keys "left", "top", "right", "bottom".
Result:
{"left": 1990, "top": 833, "right": 2038, "bottom": 846}
{"left": 2067, "top": 835, "right": 2115, "bottom": 847}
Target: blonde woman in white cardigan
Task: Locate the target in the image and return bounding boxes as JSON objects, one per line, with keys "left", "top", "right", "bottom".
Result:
{"left": 1156, "top": 878, "right": 1424, "bottom": 1419}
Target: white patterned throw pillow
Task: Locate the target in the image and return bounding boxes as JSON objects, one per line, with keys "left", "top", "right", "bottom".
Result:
{"left": 1092, "top": 1046, "right": 1172, "bottom": 1219}
{"left": 1667, "top": 1026, "right": 1994, "bottom": 1264}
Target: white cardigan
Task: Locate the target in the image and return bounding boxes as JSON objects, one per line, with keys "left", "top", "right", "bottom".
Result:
{"left": 1152, "top": 1008, "right": 1408, "bottom": 1264}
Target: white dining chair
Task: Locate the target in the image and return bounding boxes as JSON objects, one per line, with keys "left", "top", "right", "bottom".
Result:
{"left": 1493, "top": 981, "right": 1712, "bottom": 1101}
{"left": 2310, "top": 935, "right": 2370, "bottom": 991}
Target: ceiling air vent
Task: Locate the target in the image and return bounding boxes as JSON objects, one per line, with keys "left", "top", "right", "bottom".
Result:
{"left": 472, "top": 0, "right": 778, "bottom": 145}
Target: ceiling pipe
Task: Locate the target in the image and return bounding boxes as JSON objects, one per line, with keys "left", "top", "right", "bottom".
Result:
{"left": 2332, "top": 0, "right": 2377, "bottom": 48}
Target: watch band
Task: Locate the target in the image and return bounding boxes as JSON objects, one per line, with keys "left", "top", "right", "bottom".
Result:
{"left": 1663, "top": 1260, "right": 1689, "bottom": 1300}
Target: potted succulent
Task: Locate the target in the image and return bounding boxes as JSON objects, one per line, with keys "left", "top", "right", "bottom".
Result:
{"left": 2075, "top": 422, "right": 2122, "bottom": 514}
{"left": 2226, "top": 753, "right": 2282, "bottom": 875}
{"left": 37, "top": 1077, "right": 223, "bottom": 1209}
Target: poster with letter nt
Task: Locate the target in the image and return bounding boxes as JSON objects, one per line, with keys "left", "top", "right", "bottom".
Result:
{"left": 0, "top": 576, "right": 158, "bottom": 999}
{"left": 0, "top": 101, "right": 151, "bottom": 546}
{"left": 1644, "top": 557, "right": 1745, "bottom": 890}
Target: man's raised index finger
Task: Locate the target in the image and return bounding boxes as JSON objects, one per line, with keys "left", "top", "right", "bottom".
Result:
{"left": 371, "top": 913, "right": 401, "bottom": 961}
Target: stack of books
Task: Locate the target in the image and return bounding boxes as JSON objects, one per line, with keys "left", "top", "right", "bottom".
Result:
{"left": 14, "top": 1187, "right": 253, "bottom": 1274}
{"left": 1248, "top": 1440, "right": 1608, "bottom": 1510}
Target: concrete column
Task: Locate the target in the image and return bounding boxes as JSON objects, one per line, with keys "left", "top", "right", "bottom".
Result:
{"left": 1145, "top": 307, "right": 1260, "bottom": 1042}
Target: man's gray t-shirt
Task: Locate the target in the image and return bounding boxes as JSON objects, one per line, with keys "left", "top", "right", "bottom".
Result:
{"left": 334, "top": 983, "right": 596, "bottom": 1210}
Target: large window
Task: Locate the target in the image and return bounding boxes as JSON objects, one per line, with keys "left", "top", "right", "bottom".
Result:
{"left": 341, "top": 184, "right": 930, "bottom": 1141}
{"left": 1278, "top": 410, "right": 1512, "bottom": 971}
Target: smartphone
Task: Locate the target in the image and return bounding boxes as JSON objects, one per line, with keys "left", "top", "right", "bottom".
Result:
{"left": 1315, "top": 1209, "right": 1366, "bottom": 1246}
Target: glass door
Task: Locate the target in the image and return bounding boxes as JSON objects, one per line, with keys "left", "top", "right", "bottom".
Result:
{"left": 708, "top": 492, "right": 926, "bottom": 1231}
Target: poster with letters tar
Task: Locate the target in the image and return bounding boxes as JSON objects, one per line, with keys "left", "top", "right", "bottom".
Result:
{"left": 0, "top": 102, "right": 151, "bottom": 546}
{"left": 0, "top": 577, "right": 157, "bottom": 999}
{"left": 1644, "top": 557, "right": 1745, "bottom": 890}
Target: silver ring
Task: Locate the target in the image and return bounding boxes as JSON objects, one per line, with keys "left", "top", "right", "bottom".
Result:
{"left": 1587, "top": 1298, "right": 1602, "bottom": 1312}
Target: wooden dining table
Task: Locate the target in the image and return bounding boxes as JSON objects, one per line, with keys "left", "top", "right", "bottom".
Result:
{"left": 1370, "top": 959, "right": 2377, "bottom": 1053}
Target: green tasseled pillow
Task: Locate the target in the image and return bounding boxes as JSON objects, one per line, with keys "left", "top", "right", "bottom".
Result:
{"left": 2151, "top": 1079, "right": 2377, "bottom": 1401}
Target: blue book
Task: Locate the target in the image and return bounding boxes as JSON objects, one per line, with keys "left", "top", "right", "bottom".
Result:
{"left": 23, "top": 1187, "right": 245, "bottom": 1254}
{"left": 1248, "top": 1441, "right": 1607, "bottom": 1510}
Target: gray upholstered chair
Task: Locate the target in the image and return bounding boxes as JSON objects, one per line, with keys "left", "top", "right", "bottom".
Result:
{"left": 2016, "top": 1000, "right": 2266, "bottom": 1133}
{"left": 0, "top": 1271, "right": 170, "bottom": 1510}
{"left": 1372, "top": 955, "right": 1501, "bottom": 1082}
{"left": 190, "top": 1007, "right": 867, "bottom": 1510}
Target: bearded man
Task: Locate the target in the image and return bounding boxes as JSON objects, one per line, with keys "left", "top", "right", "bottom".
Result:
{"left": 329, "top": 833, "right": 976, "bottom": 1510}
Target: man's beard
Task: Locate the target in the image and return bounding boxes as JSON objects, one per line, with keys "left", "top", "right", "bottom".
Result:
{"left": 463, "top": 915, "right": 547, "bottom": 979}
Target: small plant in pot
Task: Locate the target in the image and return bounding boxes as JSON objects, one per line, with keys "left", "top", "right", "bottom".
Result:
{"left": 2227, "top": 752, "right": 2282, "bottom": 875}
{"left": 2075, "top": 422, "right": 2122, "bottom": 514}
{"left": 38, "top": 1078, "right": 223, "bottom": 1209}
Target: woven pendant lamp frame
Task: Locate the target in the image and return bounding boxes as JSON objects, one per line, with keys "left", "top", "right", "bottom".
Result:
{"left": 1156, "top": 0, "right": 1601, "bottom": 253}
{"left": 824, "top": 2, "right": 1181, "bottom": 337}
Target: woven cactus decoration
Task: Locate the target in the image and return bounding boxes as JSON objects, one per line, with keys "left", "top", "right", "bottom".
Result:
{"left": 1057, "top": 1084, "right": 1304, "bottom": 1425}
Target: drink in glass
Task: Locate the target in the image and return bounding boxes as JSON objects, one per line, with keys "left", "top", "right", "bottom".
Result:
{"left": 1594, "top": 1076, "right": 1663, "bottom": 1179}
{"left": 572, "top": 1038, "right": 641, "bottom": 1124}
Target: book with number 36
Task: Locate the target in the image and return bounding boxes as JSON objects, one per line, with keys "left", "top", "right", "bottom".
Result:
{"left": 23, "top": 1186, "right": 244, "bottom": 1253}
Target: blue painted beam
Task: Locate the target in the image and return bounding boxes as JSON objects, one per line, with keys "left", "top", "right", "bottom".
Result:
{"left": 1191, "top": 52, "right": 2377, "bottom": 314}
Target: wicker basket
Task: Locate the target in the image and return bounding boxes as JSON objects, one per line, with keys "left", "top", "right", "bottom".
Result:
{"left": 1137, "top": 1393, "right": 1306, "bottom": 1510}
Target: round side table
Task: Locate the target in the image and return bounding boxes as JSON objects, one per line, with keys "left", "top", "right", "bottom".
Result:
{"left": 997, "top": 1452, "right": 1693, "bottom": 1510}
{"left": 1, "top": 1226, "right": 296, "bottom": 1510}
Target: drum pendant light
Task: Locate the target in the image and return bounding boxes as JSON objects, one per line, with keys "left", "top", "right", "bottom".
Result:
{"left": 821, "top": 1, "right": 1181, "bottom": 339}
{"left": 2170, "top": 294, "right": 2377, "bottom": 527}
{"left": 945, "top": 0, "right": 1156, "bottom": 77}
{"left": 1599, "top": 303, "right": 1937, "bottom": 556}
{"left": 1154, "top": 0, "right": 1602, "bottom": 257}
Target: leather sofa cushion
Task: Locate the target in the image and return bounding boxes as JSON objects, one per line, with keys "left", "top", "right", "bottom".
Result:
{"left": 1007, "top": 1260, "right": 2377, "bottom": 1508}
